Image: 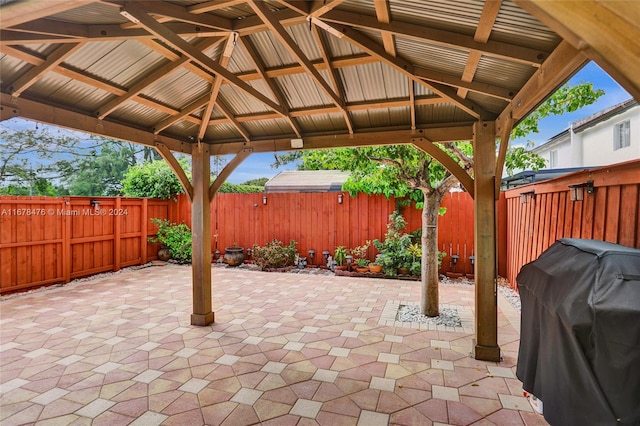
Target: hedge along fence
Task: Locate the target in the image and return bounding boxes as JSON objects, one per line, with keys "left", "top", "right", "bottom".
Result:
{"left": 0, "top": 196, "right": 174, "bottom": 294}
{"left": 174, "top": 190, "right": 476, "bottom": 275}
{"left": 502, "top": 159, "right": 640, "bottom": 288}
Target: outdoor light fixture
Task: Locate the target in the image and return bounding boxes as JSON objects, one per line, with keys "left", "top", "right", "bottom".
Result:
{"left": 568, "top": 180, "right": 594, "bottom": 202}
{"left": 308, "top": 249, "right": 315, "bottom": 265}
{"left": 322, "top": 250, "right": 330, "bottom": 261}
{"left": 338, "top": 194, "right": 343, "bottom": 204}
{"left": 290, "top": 138, "right": 303, "bottom": 149}
{"left": 451, "top": 255, "right": 459, "bottom": 265}
{"left": 469, "top": 255, "right": 475, "bottom": 266}
{"left": 520, "top": 190, "right": 536, "bottom": 204}
{"left": 90, "top": 200, "right": 100, "bottom": 210}
{"left": 246, "top": 248, "right": 252, "bottom": 260}
{"left": 119, "top": 8, "right": 140, "bottom": 23}
{"left": 263, "top": 195, "right": 267, "bottom": 205}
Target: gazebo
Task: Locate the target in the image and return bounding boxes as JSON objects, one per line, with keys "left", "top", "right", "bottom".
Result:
{"left": 1, "top": 0, "right": 638, "bottom": 362}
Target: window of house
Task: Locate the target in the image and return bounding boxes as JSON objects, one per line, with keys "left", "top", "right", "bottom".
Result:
{"left": 550, "top": 150, "right": 558, "bottom": 168}
{"left": 614, "top": 120, "right": 631, "bottom": 150}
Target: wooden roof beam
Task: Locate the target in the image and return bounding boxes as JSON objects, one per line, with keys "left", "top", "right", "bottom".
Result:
{"left": 458, "top": 0, "right": 502, "bottom": 98}
{"left": 321, "top": 9, "right": 546, "bottom": 66}
{"left": 514, "top": 0, "right": 640, "bottom": 101}
{"left": 412, "top": 138, "right": 474, "bottom": 197}
{"left": 209, "top": 148, "right": 252, "bottom": 200}
{"left": 187, "top": 0, "right": 247, "bottom": 15}
{"left": 249, "top": 1, "right": 344, "bottom": 109}
{"left": 215, "top": 101, "right": 252, "bottom": 142}
{"left": 238, "top": 35, "right": 302, "bottom": 138}
{"left": 374, "top": 0, "right": 396, "bottom": 57}
{"left": 9, "top": 42, "right": 84, "bottom": 97}
{"left": 153, "top": 95, "right": 210, "bottom": 134}
{"left": 328, "top": 22, "right": 493, "bottom": 120}
{"left": 155, "top": 143, "right": 193, "bottom": 201}
{"left": 0, "top": 93, "right": 191, "bottom": 154}
{"left": 130, "top": 1, "right": 233, "bottom": 31}
{"left": 415, "top": 67, "right": 514, "bottom": 101}
{"left": 121, "top": 2, "right": 288, "bottom": 117}
{"left": 310, "top": 0, "right": 347, "bottom": 18}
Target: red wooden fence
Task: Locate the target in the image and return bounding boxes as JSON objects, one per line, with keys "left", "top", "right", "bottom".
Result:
{"left": 0, "top": 196, "right": 173, "bottom": 294}
{"left": 502, "top": 159, "right": 640, "bottom": 288}
{"left": 174, "top": 191, "right": 475, "bottom": 273}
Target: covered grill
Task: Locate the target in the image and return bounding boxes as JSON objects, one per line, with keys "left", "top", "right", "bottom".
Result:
{"left": 516, "top": 238, "right": 640, "bottom": 425}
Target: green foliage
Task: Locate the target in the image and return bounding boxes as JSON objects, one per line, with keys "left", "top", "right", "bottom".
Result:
{"left": 503, "top": 141, "right": 548, "bottom": 176}
{"left": 218, "top": 182, "right": 264, "bottom": 193}
{"left": 252, "top": 239, "right": 297, "bottom": 269}
{"left": 148, "top": 218, "right": 192, "bottom": 263}
{"left": 350, "top": 240, "right": 371, "bottom": 261}
{"left": 512, "top": 83, "right": 605, "bottom": 139}
{"left": 333, "top": 246, "right": 348, "bottom": 266}
{"left": 122, "top": 159, "right": 189, "bottom": 199}
{"left": 373, "top": 212, "right": 412, "bottom": 276}
{"left": 241, "top": 177, "right": 269, "bottom": 186}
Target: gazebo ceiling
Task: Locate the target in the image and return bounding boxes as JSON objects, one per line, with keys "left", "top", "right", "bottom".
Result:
{"left": 1, "top": 0, "right": 617, "bottom": 156}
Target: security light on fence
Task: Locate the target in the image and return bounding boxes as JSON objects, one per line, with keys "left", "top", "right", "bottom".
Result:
{"left": 568, "top": 180, "right": 594, "bottom": 202}
{"left": 520, "top": 190, "right": 536, "bottom": 204}
{"left": 263, "top": 195, "right": 267, "bottom": 205}
{"left": 90, "top": 200, "right": 100, "bottom": 210}
{"left": 338, "top": 194, "right": 343, "bottom": 204}
{"left": 322, "top": 250, "right": 330, "bottom": 261}
{"left": 308, "top": 249, "right": 315, "bottom": 264}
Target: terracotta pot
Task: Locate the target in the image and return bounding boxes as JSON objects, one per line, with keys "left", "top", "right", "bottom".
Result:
{"left": 335, "top": 265, "right": 347, "bottom": 271}
{"left": 356, "top": 267, "right": 369, "bottom": 273}
{"left": 157, "top": 247, "right": 171, "bottom": 261}
{"left": 369, "top": 264, "right": 382, "bottom": 273}
{"left": 398, "top": 267, "right": 410, "bottom": 275}
{"left": 224, "top": 247, "right": 245, "bottom": 267}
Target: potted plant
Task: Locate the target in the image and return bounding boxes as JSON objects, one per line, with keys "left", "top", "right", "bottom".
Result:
{"left": 333, "top": 246, "right": 348, "bottom": 270}
{"left": 351, "top": 241, "right": 371, "bottom": 272}
{"left": 148, "top": 218, "right": 192, "bottom": 264}
{"left": 373, "top": 212, "right": 412, "bottom": 276}
{"left": 355, "top": 258, "right": 370, "bottom": 273}
{"left": 252, "top": 239, "right": 297, "bottom": 270}
{"left": 369, "top": 261, "right": 383, "bottom": 274}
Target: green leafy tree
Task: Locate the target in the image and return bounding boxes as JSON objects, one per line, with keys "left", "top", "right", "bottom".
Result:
{"left": 274, "top": 82, "right": 603, "bottom": 317}
{"left": 219, "top": 182, "right": 264, "bottom": 193}
{"left": 241, "top": 177, "right": 269, "bottom": 186}
{"left": 122, "top": 159, "right": 190, "bottom": 199}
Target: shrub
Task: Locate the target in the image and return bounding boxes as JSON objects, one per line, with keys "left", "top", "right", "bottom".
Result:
{"left": 373, "top": 211, "right": 411, "bottom": 276}
{"left": 122, "top": 159, "right": 189, "bottom": 199}
{"left": 148, "top": 218, "right": 192, "bottom": 263}
{"left": 252, "top": 239, "right": 297, "bottom": 269}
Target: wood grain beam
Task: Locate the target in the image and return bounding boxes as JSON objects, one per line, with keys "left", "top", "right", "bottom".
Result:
{"left": 409, "top": 81, "right": 416, "bottom": 130}
{"left": 514, "top": 0, "right": 640, "bottom": 101}
{"left": 208, "top": 126, "right": 473, "bottom": 155}
{"left": 209, "top": 148, "right": 252, "bottom": 200}
{"left": 496, "top": 40, "right": 587, "bottom": 130}
{"left": 249, "top": 1, "right": 344, "bottom": 109}
{"left": 326, "top": 23, "right": 492, "bottom": 120}
{"left": 153, "top": 95, "right": 210, "bottom": 134}
{"left": 238, "top": 35, "right": 302, "bottom": 138}
{"left": 415, "top": 66, "right": 514, "bottom": 101}
{"left": 122, "top": 2, "right": 287, "bottom": 117}
{"left": 321, "top": 9, "right": 546, "bottom": 66}
{"left": 155, "top": 143, "right": 193, "bottom": 201}
{"left": 132, "top": 1, "right": 233, "bottom": 31}
{"left": 411, "top": 138, "right": 475, "bottom": 197}
{"left": 216, "top": 100, "right": 252, "bottom": 142}
{"left": 374, "top": 0, "right": 396, "bottom": 56}
{"left": 0, "top": 93, "right": 191, "bottom": 154}
{"left": 494, "top": 116, "right": 515, "bottom": 198}
{"left": 9, "top": 43, "right": 84, "bottom": 97}
{"left": 310, "top": 0, "right": 347, "bottom": 17}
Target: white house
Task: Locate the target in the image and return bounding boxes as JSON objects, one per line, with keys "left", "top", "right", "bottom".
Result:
{"left": 533, "top": 99, "right": 640, "bottom": 169}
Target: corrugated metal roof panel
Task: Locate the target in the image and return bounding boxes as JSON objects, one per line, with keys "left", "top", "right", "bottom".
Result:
{"left": 247, "top": 31, "right": 295, "bottom": 68}
{"left": 109, "top": 100, "right": 168, "bottom": 128}
{"left": 286, "top": 23, "right": 322, "bottom": 62}
{"left": 296, "top": 112, "right": 348, "bottom": 134}
{"left": 0, "top": 53, "right": 29, "bottom": 83}
{"left": 143, "top": 67, "right": 209, "bottom": 110}
{"left": 322, "top": 31, "right": 364, "bottom": 58}
{"left": 493, "top": 0, "right": 560, "bottom": 51}
{"left": 337, "top": 0, "right": 376, "bottom": 16}
{"left": 275, "top": 73, "right": 333, "bottom": 108}
{"left": 339, "top": 62, "right": 409, "bottom": 103}
{"left": 205, "top": 122, "right": 244, "bottom": 141}
{"left": 414, "top": 82, "right": 436, "bottom": 97}
{"left": 415, "top": 103, "right": 475, "bottom": 125}
{"left": 243, "top": 117, "right": 293, "bottom": 138}
{"left": 48, "top": 2, "right": 124, "bottom": 25}
{"left": 389, "top": 0, "right": 481, "bottom": 35}
{"left": 227, "top": 42, "right": 256, "bottom": 74}
{"left": 28, "top": 73, "right": 107, "bottom": 111}
{"left": 394, "top": 36, "right": 469, "bottom": 76}
{"left": 474, "top": 55, "right": 533, "bottom": 90}
{"left": 351, "top": 106, "right": 410, "bottom": 129}
{"left": 466, "top": 92, "right": 509, "bottom": 115}
{"left": 219, "top": 83, "right": 273, "bottom": 115}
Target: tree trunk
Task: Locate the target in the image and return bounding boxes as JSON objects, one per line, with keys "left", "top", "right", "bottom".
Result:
{"left": 421, "top": 190, "right": 441, "bottom": 317}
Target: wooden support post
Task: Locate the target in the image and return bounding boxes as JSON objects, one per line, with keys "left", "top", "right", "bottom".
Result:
{"left": 190, "top": 144, "right": 214, "bottom": 326}
{"left": 473, "top": 121, "right": 500, "bottom": 361}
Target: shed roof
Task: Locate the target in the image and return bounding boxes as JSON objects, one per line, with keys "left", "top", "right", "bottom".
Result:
{"left": 265, "top": 170, "right": 350, "bottom": 193}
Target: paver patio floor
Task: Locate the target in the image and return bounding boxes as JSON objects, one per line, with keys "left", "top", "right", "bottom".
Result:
{"left": 0, "top": 264, "right": 547, "bottom": 425}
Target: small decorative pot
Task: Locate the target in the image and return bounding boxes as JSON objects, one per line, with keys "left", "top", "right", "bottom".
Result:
{"left": 398, "top": 267, "right": 410, "bottom": 275}
{"left": 157, "top": 247, "right": 171, "bottom": 261}
{"left": 369, "top": 264, "right": 382, "bottom": 273}
{"left": 224, "top": 247, "right": 245, "bottom": 267}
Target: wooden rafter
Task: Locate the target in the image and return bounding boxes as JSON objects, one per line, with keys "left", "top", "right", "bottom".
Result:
{"left": 374, "top": 0, "right": 396, "bottom": 56}
{"left": 153, "top": 95, "right": 210, "bottom": 135}
{"left": 458, "top": 0, "right": 503, "bottom": 99}
{"left": 127, "top": 1, "right": 233, "bottom": 31}
{"left": 215, "top": 100, "right": 252, "bottom": 142}
{"left": 514, "top": 0, "right": 640, "bottom": 101}
{"left": 409, "top": 81, "right": 416, "bottom": 130}
{"left": 187, "top": 0, "right": 247, "bottom": 15}
{"left": 249, "top": 1, "right": 344, "bottom": 109}
{"left": 326, "top": 22, "right": 493, "bottom": 120}
{"left": 238, "top": 36, "right": 302, "bottom": 138}
{"left": 198, "top": 33, "right": 235, "bottom": 141}
{"left": 321, "top": 9, "right": 547, "bottom": 66}
{"left": 97, "top": 37, "right": 223, "bottom": 120}
{"left": 121, "top": 2, "right": 287, "bottom": 117}
{"left": 9, "top": 42, "right": 84, "bottom": 97}
{"left": 415, "top": 67, "right": 514, "bottom": 101}
{"left": 209, "top": 148, "right": 252, "bottom": 200}
{"left": 310, "top": 25, "right": 353, "bottom": 134}
{"left": 155, "top": 143, "right": 194, "bottom": 201}
{"left": 310, "top": 0, "right": 347, "bottom": 18}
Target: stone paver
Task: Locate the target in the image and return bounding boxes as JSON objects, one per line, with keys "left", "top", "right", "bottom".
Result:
{"left": 0, "top": 264, "right": 545, "bottom": 425}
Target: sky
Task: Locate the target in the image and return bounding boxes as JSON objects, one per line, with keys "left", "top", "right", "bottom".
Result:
{"left": 2, "top": 61, "right": 631, "bottom": 184}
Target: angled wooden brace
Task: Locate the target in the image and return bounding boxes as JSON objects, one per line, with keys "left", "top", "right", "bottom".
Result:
{"left": 155, "top": 143, "right": 193, "bottom": 201}
{"left": 209, "top": 148, "right": 253, "bottom": 201}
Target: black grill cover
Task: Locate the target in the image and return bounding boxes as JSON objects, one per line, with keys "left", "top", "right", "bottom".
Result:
{"left": 516, "top": 238, "right": 640, "bottom": 426}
